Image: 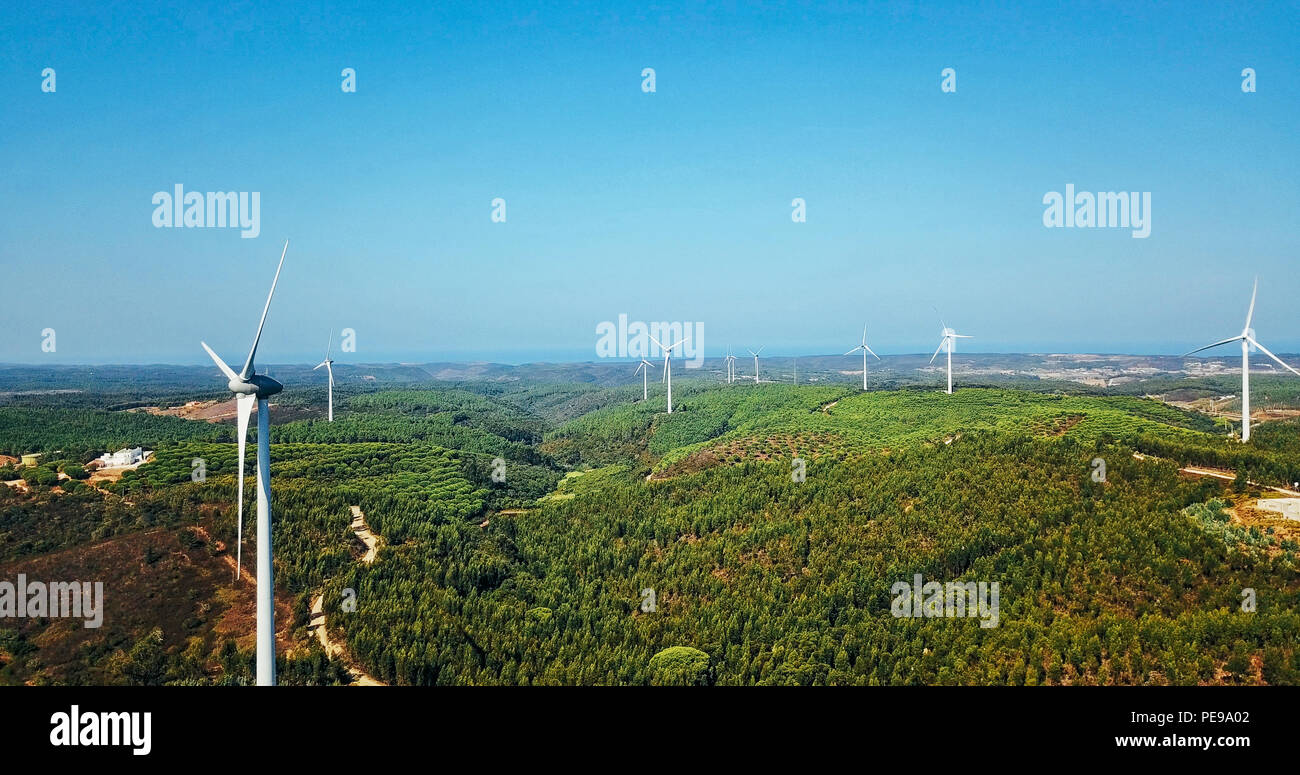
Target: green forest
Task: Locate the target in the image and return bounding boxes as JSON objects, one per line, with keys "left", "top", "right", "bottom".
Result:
{"left": 2, "top": 380, "right": 1298, "bottom": 685}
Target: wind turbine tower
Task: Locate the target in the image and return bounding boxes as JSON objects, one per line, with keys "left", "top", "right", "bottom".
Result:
{"left": 634, "top": 358, "right": 654, "bottom": 401}
{"left": 1183, "top": 279, "right": 1300, "bottom": 442}
{"left": 649, "top": 334, "right": 690, "bottom": 413}
{"left": 314, "top": 330, "right": 335, "bottom": 422}
{"left": 930, "top": 314, "right": 972, "bottom": 395}
{"left": 844, "top": 324, "right": 881, "bottom": 391}
{"left": 200, "top": 240, "right": 288, "bottom": 686}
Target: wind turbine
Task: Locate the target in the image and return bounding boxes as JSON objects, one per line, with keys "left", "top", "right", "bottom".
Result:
{"left": 844, "top": 324, "right": 881, "bottom": 391}
{"left": 649, "top": 334, "right": 689, "bottom": 413}
{"left": 930, "top": 313, "right": 972, "bottom": 395}
{"left": 1183, "top": 278, "right": 1300, "bottom": 442}
{"left": 313, "top": 330, "right": 335, "bottom": 422}
{"left": 200, "top": 240, "right": 288, "bottom": 687}
{"left": 724, "top": 346, "right": 737, "bottom": 384}
{"left": 748, "top": 346, "right": 764, "bottom": 384}
{"left": 634, "top": 358, "right": 654, "bottom": 401}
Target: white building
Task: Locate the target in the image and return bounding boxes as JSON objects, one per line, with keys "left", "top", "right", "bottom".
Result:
{"left": 96, "top": 447, "right": 151, "bottom": 468}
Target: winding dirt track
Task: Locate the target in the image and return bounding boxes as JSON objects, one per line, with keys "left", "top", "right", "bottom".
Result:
{"left": 349, "top": 505, "right": 380, "bottom": 563}
{"left": 307, "top": 506, "right": 385, "bottom": 686}
{"left": 1131, "top": 452, "right": 1300, "bottom": 496}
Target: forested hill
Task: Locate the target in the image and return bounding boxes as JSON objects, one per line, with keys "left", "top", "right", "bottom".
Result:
{"left": 543, "top": 386, "right": 1222, "bottom": 470}
{"left": 3, "top": 382, "right": 1299, "bottom": 685}
{"left": 316, "top": 385, "right": 1298, "bottom": 685}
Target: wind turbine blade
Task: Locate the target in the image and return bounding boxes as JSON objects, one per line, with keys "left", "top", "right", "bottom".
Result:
{"left": 313, "top": 361, "right": 326, "bottom": 370}
{"left": 202, "top": 342, "right": 241, "bottom": 383}
{"left": 1244, "top": 277, "right": 1258, "bottom": 332}
{"left": 755, "top": 346, "right": 764, "bottom": 356}
{"left": 934, "top": 307, "right": 947, "bottom": 332}
{"left": 1249, "top": 338, "right": 1300, "bottom": 377}
{"left": 647, "top": 334, "right": 664, "bottom": 351}
{"left": 1182, "top": 335, "right": 1244, "bottom": 357}
{"left": 953, "top": 334, "right": 973, "bottom": 339}
{"left": 240, "top": 240, "right": 288, "bottom": 380}
{"left": 844, "top": 347, "right": 860, "bottom": 356}
{"left": 930, "top": 339, "right": 946, "bottom": 364}
{"left": 864, "top": 344, "right": 881, "bottom": 360}
{"left": 234, "top": 393, "right": 255, "bottom": 580}
{"left": 668, "top": 338, "right": 690, "bottom": 351}
{"left": 861, "top": 324, "right": 867, "bottom": 346}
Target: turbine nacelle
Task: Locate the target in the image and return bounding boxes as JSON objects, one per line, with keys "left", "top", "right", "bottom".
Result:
{"left": 229, "top": 374, "right": 284, "bottom": 398}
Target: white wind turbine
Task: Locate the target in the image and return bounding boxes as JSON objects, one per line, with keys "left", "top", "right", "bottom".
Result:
{"left": 844, "top": 324, "right": 881, "bottom": 391}
{"left": 200, "top": 240, "right": 288, "bottom": 687}
{"left": 649, "top": 333, "right": 689, "bottom": 413}
{"left": 313, "top": 330, "right": 335, "bottom": 422}
{"left": 930, "top": 313, "right": 972, "bottom": 395}
{"left": 1183, "top": 279, "right": 1300, "bottom": 442}
{"left": 748, "top": 346, "right": 764, "bottom": 384}
{"left": 724, "top": 346, "right": 737, "bottom": 384}
{"left": 634, "top": 358, "right": 654, "bottom": 401}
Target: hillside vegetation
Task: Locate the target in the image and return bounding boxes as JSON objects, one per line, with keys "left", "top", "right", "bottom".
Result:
{"left": 3, "top": 382, "right": 1297, "bottom": 685}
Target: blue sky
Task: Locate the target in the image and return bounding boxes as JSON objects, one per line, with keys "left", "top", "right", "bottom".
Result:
{"left": 1, "top": 1, "right": 1297, "bottom": 365}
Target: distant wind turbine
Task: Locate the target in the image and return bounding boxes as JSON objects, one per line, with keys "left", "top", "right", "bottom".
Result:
{"left": 724, "top": 346, "right": 737, "bottom": 384}
{"left": 930, "top": 313, "right": 972, "bottom": 395}
{"left": 844, "top": 324, "right": 881, "bottom": 391}
{"left": 634, "top": 358, "right": 654, "bottom": 401}
{"left": 649, "top": 334, "right": 689, "bottom": 413}
{"left": 200, "top": 240, "right": 288, "bottom": 687}
{"left": 313, "top": 330, "right": 335, "bottom": 422}
{"left": 748, "top": 346, "right": 764, "bottom": 384}
{"left": 1183, "top": 278, "right": 1300, "bottom": 442}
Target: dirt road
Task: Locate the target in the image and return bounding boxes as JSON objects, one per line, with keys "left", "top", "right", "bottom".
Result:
{"left": 309, "top": 593, "right": 384, "bottom": 686}
{"left": 349, "top": 505, "right": 380, "bottom": 564}
{"left": 1131, "top": 452, "right": 1300, "bottom": 496}
{"left": 306, "top": 505, "right": 385, "bottom": 686}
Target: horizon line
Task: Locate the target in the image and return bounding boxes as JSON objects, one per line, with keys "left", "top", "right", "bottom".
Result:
{"left": 0, "top": 351, "right": 1285, "bottom": 370}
